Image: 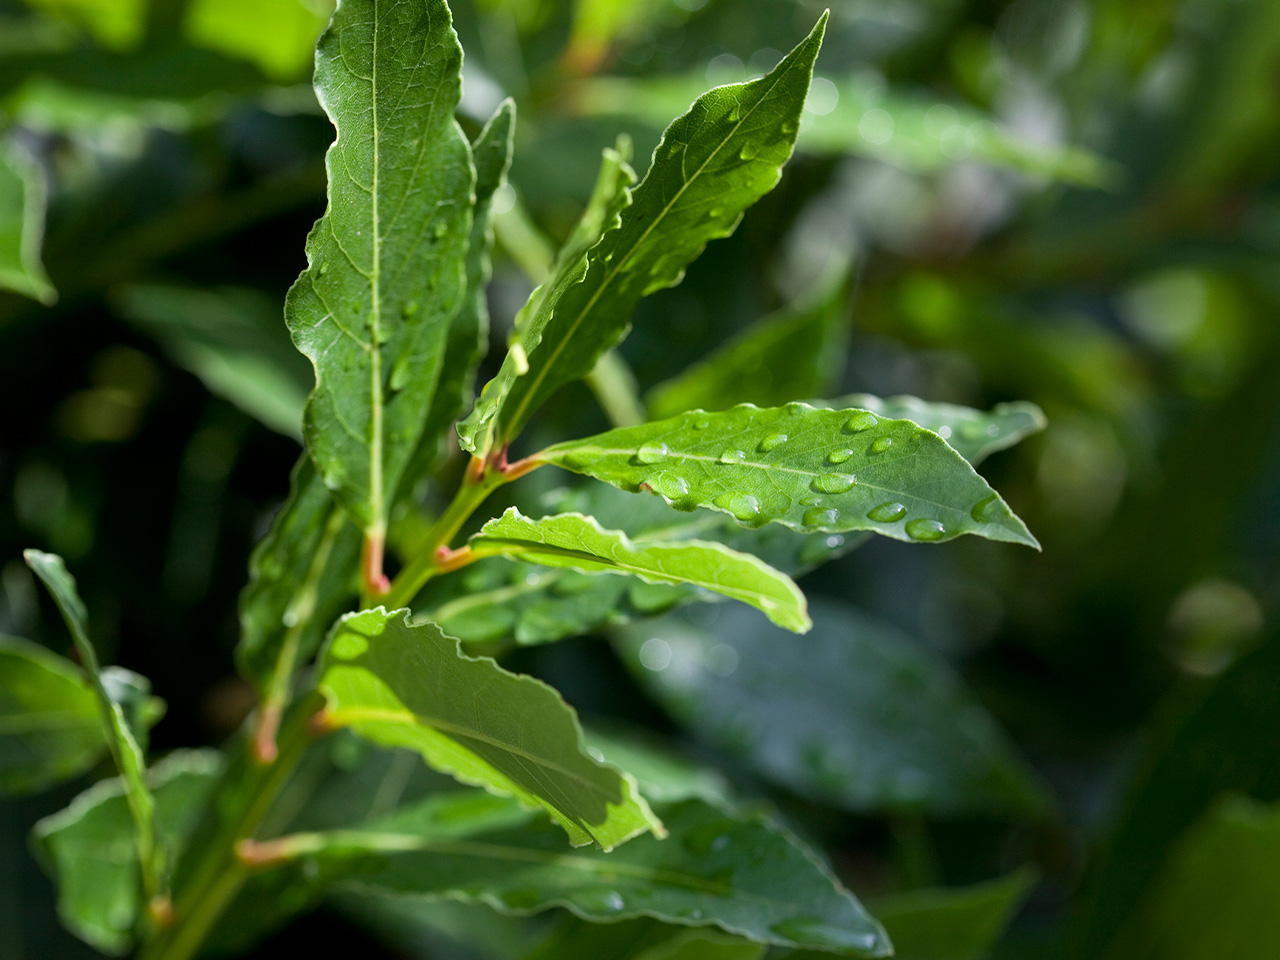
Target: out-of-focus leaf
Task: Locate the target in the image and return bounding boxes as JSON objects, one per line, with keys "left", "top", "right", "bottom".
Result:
{"left": 458, "top": 135, "right": 636, "bottom": 456}
{"left": 646, "top": 269, "right": 850, "bottom": 420}
{"left": 575, "top": 73, "right": 1118, "bottom": 187}
{"left": 20, "top": 0, "right": 146, "bottom": 51}
{"left": 317, "top": 608, "right": 661, "bottom": 849}
{"left": 540, "top": 404, "right": 1038, "bottom": 548}
{"left": 287, "top": 0, "right": 473, "bottom": 553}
{"left": 24, "top": 551, "right": 160, "bottom": 891}
{"left": 469, "top": 508, "right": 810, "bottom": 633}
{"left": 461, "top": 15, "right": 826, "bottom": 454}
{"left": 30, "top": 750, "right": 222, "bottom": 955}
{"left": 822, "top": 396, "right": 1047, "bottom": 466}
{"left": 531, "top": 915, "right": 766, "bottom": 960}
{"left": 0, "top": 634, "right": 103, "bottom": 796}
{"left": 1077, "top": 635, "right": 1280, "bottom": 956}
{"left": 583, "top": 727, "right": 732, "bottom": 807}
{"left": 0, "top": 141, "right": 55, "bottom": 305}
{"left": 182, "top": 0, "right": 330, "bottom": 81}
{"left": 1103, "top": 795, "right": 1280, "bottom": 960}
{"left": 618, "top": 601, "right": 1050, "bottom": 817}
{"left": 236, "top": 456, "right": 361, "bottom": 696}
{"left": 113, "top": 284, "right": 312, "bottom": 438}
{"left": 243, "top": 795, "right": 891, "bottom": 956}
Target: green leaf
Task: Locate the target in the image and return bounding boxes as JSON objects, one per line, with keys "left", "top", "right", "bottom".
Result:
{"left": 532, "top": 915, "right": 766, "bottom": 960}
{"left": 646, "top": 270, "right": 850, "bottom": 420}
{"left": 0, "top": 634, "right": 104, "bottom": 796}
{"left": 237, "top": 456, "right": 361, "bottom": 696}
{"left": 0, "top": 140, "right": 55, "bottom": 304}
{"left": 24, "top": 550, "right": 161, "bottom": 892}
{"left": 575, "top": 72, "right": 1119, "bottom": 187}
{"left": 469, "top": 508, "right": 810, "bottom": 633}
{"left": 30, "top": 750, "right": 222, "bottom": 955}
{"left": 112, "top": 284, "right": 313, "bottom": 438}
{"left": 246, "top": 795, "right": 891, "bottom": 956}
{"left": 822, "top": 395, "right": 1047, "bottom": 466}
{"left": 460, "top": 14, "right": 827, "bottom": 454}
{"left": 459, "top": 135, "right": 637, "bottom": 455}
{"left": 583, "top": 727, "right": 732, "bottom": 807}
{"left": 400, "top": 99, "right": 516, "bottom": 498}
{"left": 540, "top": 404, "right": 1038, "bottom": 549}
{"left": 618, "top": 600, "right": 1050, "bottom": 817}
{"left": 316, "top": 607, "right": 661, "bottom": 849}
{"left": 182, "top": 0, "right": 329, "bottom": 81}
{"left": 1103, "top": 795, "right": 1280, "bottom": 960}
{"left": 288, "top": 0, "right": 474, "bottom": 549}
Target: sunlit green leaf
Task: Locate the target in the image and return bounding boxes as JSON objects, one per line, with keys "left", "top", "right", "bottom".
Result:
{"left": 20, "top": 0, "right": 146, "bottom": 51}
{"left": 316, "top": 607, "right": 661, "bottom": 849}
{"left": 288, "top": 0, "right": 474, "bottom": 554}
{"left": 182, "top": 0, "right": 330, "bottom": 81}
{"left": 113, "top": 284, "right": 312, "bottom": 437}
{"left": 1104, "top": 795, "right": 1280, "bottom": 960}
{"left": 0, "top": 634, "right": 103, "bottom": 796}
{"left": 469, "top": 508, "right": 810, "bottom": 633}
{"left": 0, "top": 141, "right": 55, "bottom": 304}
{"left": 540, "top": 403, "right": 1038, "bottom": 548}
{"left": 823, "top": 395, "right": 1047, "bottom": 466}
{"left": 243, "top": 794, "right": 890, "bottom": 956}
{"left": 30, "top": 750, "right": 222, "bottom": 955}
{"left": 647, "top": 270, "right": 850, "bottom": 419}
{"left": 461, "top": 15, "right": 826, "bottom": 454}
{"left": 24, "top": 550, "right": 160, "bottom": 892}
{"left": 618, "top": 601, "right": 1050, "bottom": 817}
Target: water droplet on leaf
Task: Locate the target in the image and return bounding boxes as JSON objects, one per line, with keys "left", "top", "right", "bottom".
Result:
{"left": 759, "top": 433, "right": 787, "bottom": 451}
{"left": 635, "top": 442, "right": 669, "bottom": 464}
{"left": 867, "top": 502, "right": 907, "bottom": 522}
{"left": 827, "top": 448, "right": 853, "bottom": 464}
{"left": 870, "top": 437, "right": 894, "bottom": 454}
{"left": 713, "top": 491, "right": 760, "bottom": 521}
{"left": 811, "top": 473, "right": 856, "bottom": 494}
{"left": 844, "top": 412, "right": 877, "bottom": 433}
{"left": 718, "top": 448, "right": 746, "bottom": 464}
{"left": 970, "top": 494, "right": 998, "bottom": 522}
{"left": 803, "top": 506, "right": 839, "bottom": 527}
{"left": 905, "top": 518, "right": 946, "bottom": 541}
{"left": 647, "top": 471, "right": 690, "bottom": 501}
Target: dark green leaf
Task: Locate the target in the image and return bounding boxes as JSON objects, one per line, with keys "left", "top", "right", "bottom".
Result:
{"left": 317, "top": 607, "right": 661, "bottom": 849}
{"left": 617, "top": 601, "right": 1049, "bottom": 817}
{"left": 531, "top": 915, "right": 766, "bottom": 960}
{"left": 0, "top": 634, "right": 104, "bottom": 796}
{"left": 112, "top": 284, "right": 312, "bottom": 437}
{"left": 469, "top": 508, "right": 810, "bottom": 633}
{"left": 0, "top": 140, "right": 55, "bottom": 304}
{"left": 822, "top": 395, "right": 1046, "bottom": 466}
{"left": 540, "top": 404, "right": 1038, "bottom": 548}
{"left": 647, "top": 270, "right": 850, "bottom": 419}
{"left": 584, "top": 727, "right": 732, "bottom": 807}
{"left": 287, "top": 0, "right": 474, "bottom": 545}
{"left": 462, "top": 15, "right": 827, "bottom": 453}
{"left": 30, "top": 750, "right": 222, "bottom": 955}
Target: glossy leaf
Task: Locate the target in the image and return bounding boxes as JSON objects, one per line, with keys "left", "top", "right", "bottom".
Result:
{"left": 459, "top": 135, "right": 637, "bottom": 455}
{"left": 823, "top": 395, "right": 1046, "bottom": 466}
{"left": 113, "top": 284, "right": 312, "bottom": 437}
{"left": 461, "top": 15, "right": 826, "bottom": 453}
{"left": 575, "top": 72, "right": 1118, "bottom": 187}
{"left": 470, "top": 508, "right": 810, "bottom": 633}
{"left": 237, "top": 457, "right": 361, "bottom": 696}
{"left": 647, "top": 271, "right": 850, "bottom": 419}
{"left": 30, "top": 750, "right": 222, "bottom": 955}
{"left": 400, "top": 99, "right": 516, "bottom": 498}
{"left": 540, "top": 404, "right": 1038, "bottom": 548}
{"left": 1103, "top": 795, "right": 1280, "bottom": 960}
{"left": 246, "top": 795, "right": 890, "bottom": 956}
{"left": 618, "top": 601, "right": 1049, "bottom": 817}
{"left": 287, "top": 0, "right": 474, "bottom": 544}
{"left": 316, "top": 607, "right": 661, "bottom": 849}
{"left": 24, "top": 550, "right": 160, "bottom": 889}
{"left": 0, "top": 634, "right": 104, "bottom": 796}
{"left": 0, "top": 140, "right": 55, "bottom": 304}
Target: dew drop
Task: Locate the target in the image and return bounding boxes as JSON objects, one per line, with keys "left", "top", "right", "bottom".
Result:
{"left": 785, "top": 401, "right": 810, "bottom": 416}
{"left": 759, "top": 432, "right": 787, "bottom": 452}
{"left": 811, "top": 473, "right": 856, "bottom": 494}
{"left": 905, "top": 518, "right": 946, "bottom": 541}
{"left": 827, "top": 448, "right": 853, "bottom": 464}
{"left": 727, "top": 104, "right": 741, "bottom": 122}
{"left": 739, "top": 142, "right": 760, "bottom": 160}
{"left": 433, "top": 221, "right": 449, "bottom": 238}
{"left": 315, "top": 261, "right": 328, "bottom": 276}
{"left": 803, "top": 506, "right": 839, "bottom": 527}
{"left": 635, "top": 442, "right": 670, "bottom": 464}
{"left": 712, "top": 491, "right": 760, "bottom": 521}
{"left": 844, "top": 411, "right": 877, "bottom": 433}
{"left": 870, "top": 437, "right": 894, "bottom": 454}
{"left": 647, "top": 471, "right": 690, "bottom": 501}
{"left": 867, "top": 502, "right": 907, "bottom": 522}
{"left": 970, "top": 494, "right": 998, "bottom": 522}
{"left": 693, "top": 418, "right": 710, "bottom": 430}
{"left": 718, "top": 448, "right": 746, "bottom": 464}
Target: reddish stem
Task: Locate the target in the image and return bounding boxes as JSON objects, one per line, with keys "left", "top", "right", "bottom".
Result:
{"left": 250, "top": 706, "right": 282, "bottom": 765}
{"left": 360, "top": 533, "right": 391, "bottom": 598}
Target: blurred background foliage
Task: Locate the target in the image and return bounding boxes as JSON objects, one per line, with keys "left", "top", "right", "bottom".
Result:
{"left": 1, "top": 0, "right": 1278, "bottom": 956}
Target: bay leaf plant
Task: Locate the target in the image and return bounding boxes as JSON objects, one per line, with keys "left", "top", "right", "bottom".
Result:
{"left": 2, "top": 1, "right": 1045, "bottom": 957}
